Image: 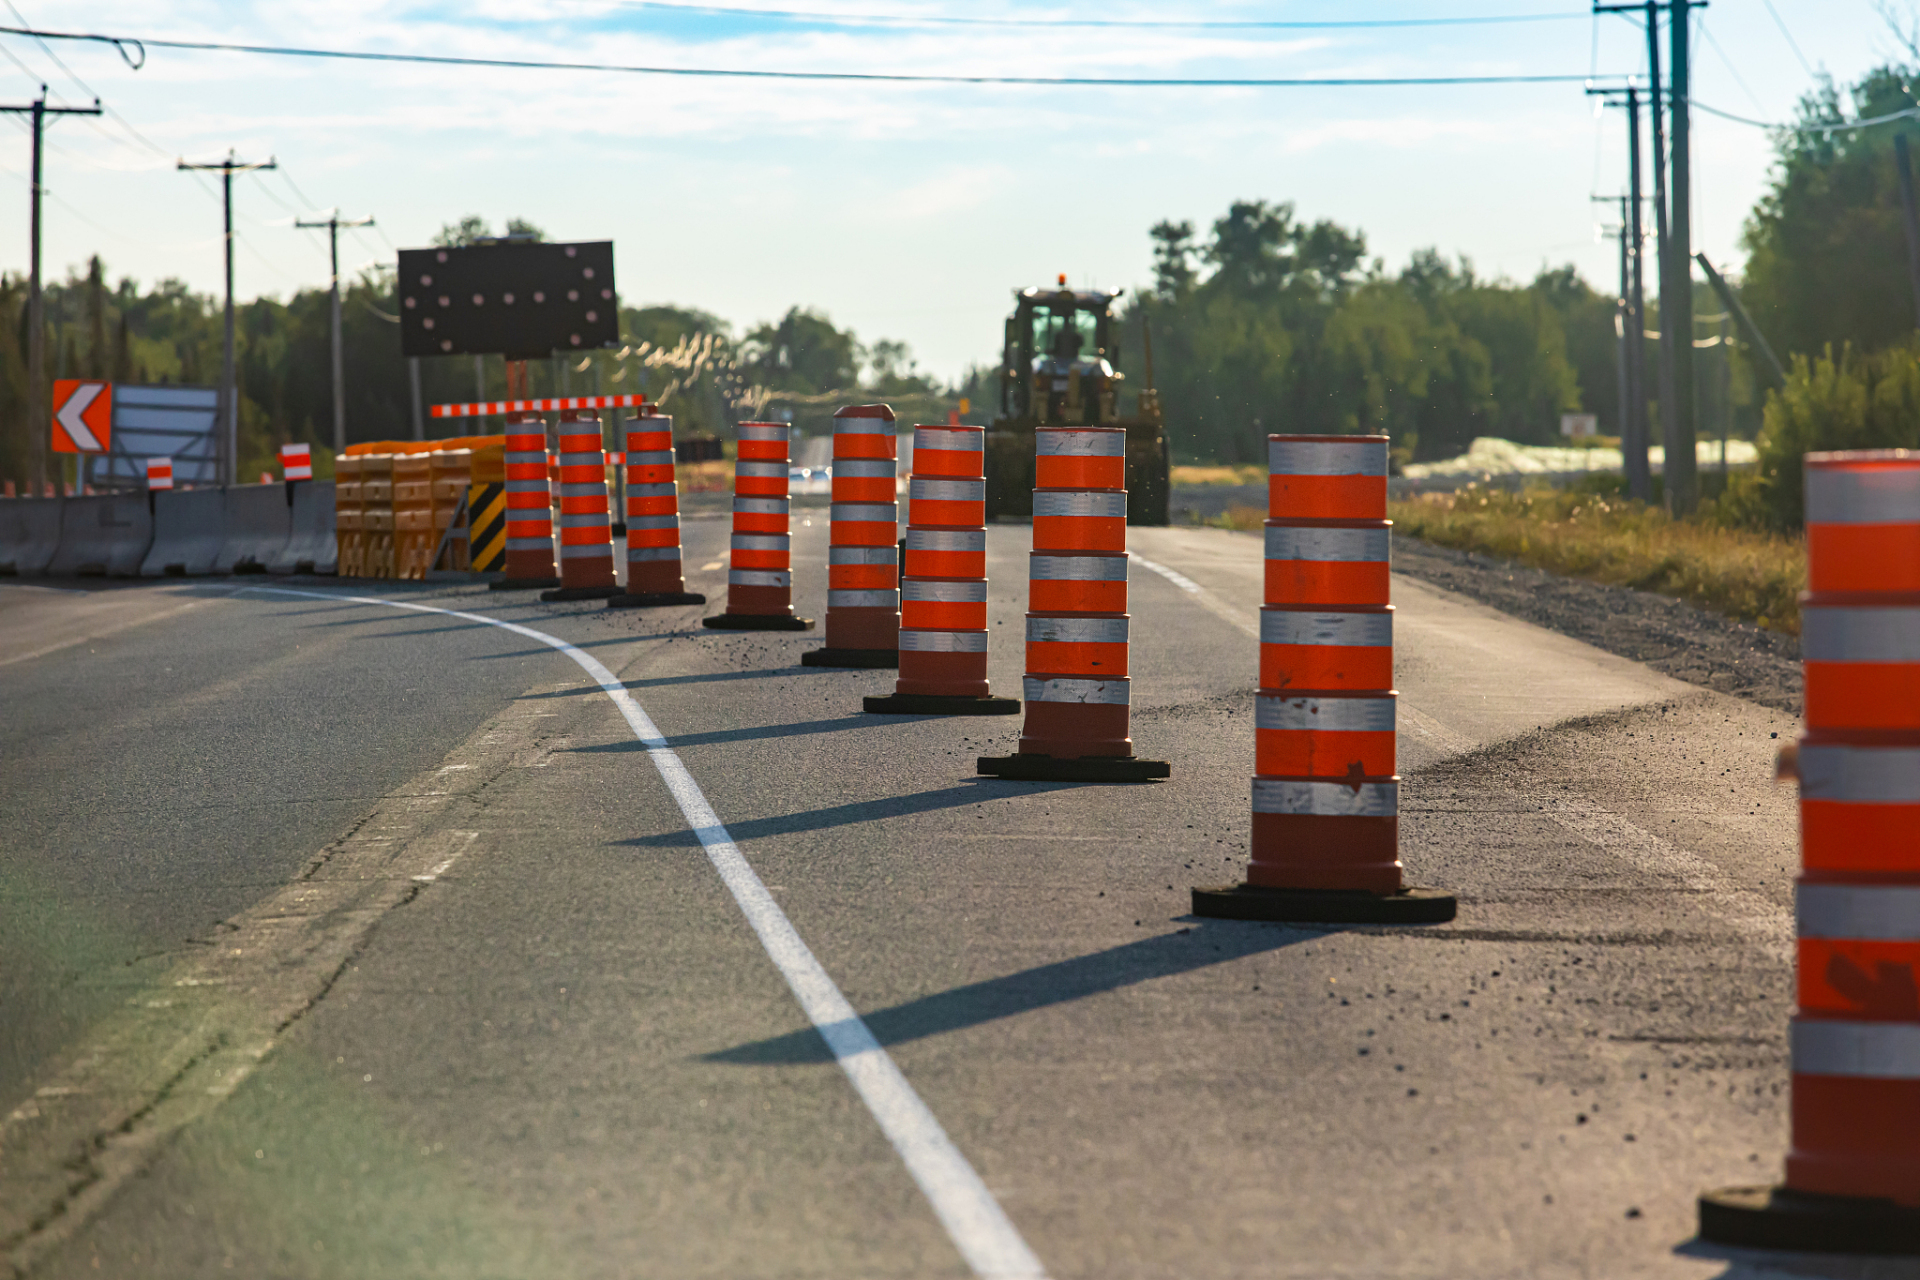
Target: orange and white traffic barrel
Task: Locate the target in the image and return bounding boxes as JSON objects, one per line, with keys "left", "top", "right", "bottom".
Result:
{"left": 280, "top": 442, "right": 312, "bottom": 482}
{"left": 805, "top": 404, "right": 900, "bottom": 666}
{"left": 145, "top": 457, "right": 173, "bottom": 491}
{"left": 1701, "top": 448, "right": 1920, "bottom": 1253}
{"left": 702, "top": 422, "right": 813, "bottom": 631}
{"left": 541, "top": 410, "right": 620, "bottom": 601}
{"left": 609, "top": 413, "right": 705, "bottom": 609}
{"left": 490, "top": 414, "right": 561, "bottom": 590}
{"left": 978, "top": 425, "right": 1167, "bottom": 781}
{"left": 866, "top": 423, "right": 1019, "bottom": 716}
{"left": 1193, "top": 433, "right": 1453, "bottom": 924}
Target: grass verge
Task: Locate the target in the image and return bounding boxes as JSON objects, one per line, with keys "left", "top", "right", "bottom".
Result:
{"left": 1207, "top": 487, "right": 1807, "bottom": 634}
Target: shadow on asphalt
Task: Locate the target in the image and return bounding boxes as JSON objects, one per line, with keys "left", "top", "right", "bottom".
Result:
{"left": 615, "top": 779, "right": 1063, "bottom": 847}
{"left": 705, "top": 920, "right": 1323, "bottom": 1065}
{"left": 1670, "top": 1240, "right": 1906, "bottom": 1279}
{"left": 566, "top": 714, "right": 876, "bottom": 749}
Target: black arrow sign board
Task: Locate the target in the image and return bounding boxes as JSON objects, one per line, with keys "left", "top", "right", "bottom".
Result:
{"left": 397, "top": 241, "right": 618, "bottom": 360}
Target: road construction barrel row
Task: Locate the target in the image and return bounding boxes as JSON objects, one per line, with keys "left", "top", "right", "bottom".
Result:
{"left": 1786, "top": 450, "right": 1920, "bottom": 1208}
{"left": 548, "top": 412, "right": 618, "bottom": 599}
{"left": 717, "top": 422, "right": 799, "bottom": 623}
{"left": 621, "top": 413, "right": 693, "bottom": 597}
{"left": 504, "top": 419, "right": 559, "bottom": 586}
{"left": 897, "top": 424, "right": 990, "bottom": 697}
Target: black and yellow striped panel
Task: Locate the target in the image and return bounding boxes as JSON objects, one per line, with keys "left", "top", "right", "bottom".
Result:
{"left": 468, "top": 482, "right": 506, "bottom": 571}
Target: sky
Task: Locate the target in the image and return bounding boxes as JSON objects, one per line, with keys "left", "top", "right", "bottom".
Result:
{"left": 3, "top": 1, "right": 1908, "bottom": 383}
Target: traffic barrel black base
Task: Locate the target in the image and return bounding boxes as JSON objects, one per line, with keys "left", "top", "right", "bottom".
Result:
{"left": 702, "top": 613, "right": 815, "bottom": 631}
{"left": 1190, "top": 883, "right": 1456, "bottom": 924}
{"left": 1699, "top": 1186, "right": 1920, "bottom": 1255}
{"left": 490, "top": 576, "right": 561, "bottom": 591}
{"left": 607, "top": 590, "right": 707, "bottom": 609}
{"left": 976, "top": 754, "right": 1170, "bottom": 782}
{"left": 540, "top": 584, "right": 622, "bottom": 602}
{"left": 801, "top": 647, "right": 899, "bottom": 668}
{"left": 865, "top": 693, "right": 1021, "bottom": 716}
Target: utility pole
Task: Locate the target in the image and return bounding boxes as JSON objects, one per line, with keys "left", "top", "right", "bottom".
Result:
{"left": 1586, "top": 82, "right": 1653, "bottom": 501}
{"left": 0, "top": 88, "right": 100, "bottom": 495}
{"left": 293, "top": 209, "right": 374, "bottom": 460}
{"left": 1666, "top": 0, "right": 1698, "bottom": 514}
{"left": 179, "top": 150, "right": 276, "bottom": 486}
{"left": 409, "top": 358, "right": 424, "bottom": 441}
{"left": 1894, "top": 135, "right": 1920, "bottom": 329}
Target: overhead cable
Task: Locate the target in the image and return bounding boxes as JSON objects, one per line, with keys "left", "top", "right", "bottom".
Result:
{"left": 600, "top": 2, "right": 1589, "bottom": 30}
{"left": 0, "top": 24, "right": 1613, "bottom": 87}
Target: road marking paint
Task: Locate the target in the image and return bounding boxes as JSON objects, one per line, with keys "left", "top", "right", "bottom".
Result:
{"left": 411, "top": 831, "right": 480, "bottom": 883}
{"left": 0, "top": 591, "right": 231, "bottom": 669}
{"left": 241, "top": 586, "right": 1047, "bottom": 1280}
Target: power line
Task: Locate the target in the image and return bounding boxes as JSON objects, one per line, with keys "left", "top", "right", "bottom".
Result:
{"left": 598, "top": 1, "right": 1590, "bottom": 30}
{"left": 1690, "top": 96, "right": 1920, "bottom": 132}
{"left": 0, "top": 24, "right": 1618, "bottom": 87}
{"left": 1759, "top": 0, "right": 1815, "bottom": 80}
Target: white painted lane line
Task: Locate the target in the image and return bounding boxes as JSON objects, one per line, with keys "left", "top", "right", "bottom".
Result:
{"left": 1128, "top": 550, "right": 1257, "bottom": 639}
{"left": 241, "top": 586, "right": 1047, "bottom": 1280}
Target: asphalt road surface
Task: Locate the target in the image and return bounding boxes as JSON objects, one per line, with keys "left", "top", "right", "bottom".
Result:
{"left": 1, "top": 517, "right": 1905, "bottom": 1280}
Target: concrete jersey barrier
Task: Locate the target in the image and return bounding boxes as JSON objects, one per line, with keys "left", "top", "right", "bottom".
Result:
{"left": 0, "top": 497, "right": 62, "bottom": 575}
{"left": 140, "top": 488, "right": 227, "bottom": 576}
{"left": 48, "top": 493, "right": 154, "bottom": 577}
{"left": 270, "top": 480, "right": 337, "bottom": 574}
{"left": 212, "top": 483, "right": 293, "bottom": 574}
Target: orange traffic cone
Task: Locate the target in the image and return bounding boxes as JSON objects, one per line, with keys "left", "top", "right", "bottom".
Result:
{"left": 490, "top": 414, "right": 561, "bottom": 590}
{"left": 865, "top": 423, "right": 1019, "bottom": 716}
{"left": 702, "top": 421, "right": 813, "bottom": 631}
{"left": 804, "top": 403, "right": 901, "bottom": 666}
{"left": 1192, "top": 434, "right": 1454, "bottom": 924}
{"left": 542, "top": 410, "right": 621, "bottom": 601}
{"left": 977, "top": 425, "right": 1167, "bottom": 781}
{"left": 609, "top": 412, "right": 705, "bottom": 608}
{"left": 1700, "top": 449, "right": 1920, "bottom": 1254}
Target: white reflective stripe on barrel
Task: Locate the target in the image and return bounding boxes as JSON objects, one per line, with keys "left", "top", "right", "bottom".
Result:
{"left": 628, "top": 546, "right": 682, "bottom": 562}
{"left": 900, "top": 630, "right": 989, "bottom": 653}
{"left": 731, "top": 534, "right": 789, "bottom": 551}
{"left": 733, "top": 497, "right": 789, "bottom": 515}
{"left": 1798, "top": 884, "right": 1920, "bottom": 940}
{"left": 628, "top": 482, "right": 678, "bottom": 499}
{"left": 903, "top": 580, "right": 988, "bottom": 602}
{"left": 736, "top": 461, "right": 786, "bottom": 478}
{"left": 829, "top": 545, "right": 898, "bottom": 564}
{"left": 911, "top": 477, "right": 985, "bottom": 502}
{"left": 729, "top": 569, "right": 790, "bottom": 587}
{"left": 1023, "top": 676, "right": 1129, "bottom": 705}
{"left": 559, "top": 453, "right": 603, "bottom": 467}
{"left": 1037, "top": 430, "right": 1126, "bottom": 457}
{"left": 739, "top": 423, "right": 789, "bottom": 442}
{"left": 1255, "top": 693, "right": 1396, "bottom": 732}
{"left": 629, "top": 514, "right": 680, "bottom": 530}
{"left": 1268, "top": 437, "right": 1388, "bottom": 476}
{"left": 1265, "top": 525, "right": 1390, "bottom": 562}
{"left": 506, "top": 536, "right": 553, "bottom": 550}
{"left": 1027, "top": 616, "right": 1128, "bottom": 644}
{"left": 559, "top": 512, "right": 608, "bottom": 528}
{"left": 558, "top": 482, "right": 605, "bottom": 497}
{"left": 560, "top": 541, "right": 610, "bottom": 558}
{"left": 1260, "top": 609, "right": 1392, "bottom": 647}
{"left": 1802, "top": 606, "right": 1920, "bottom": 662}
{"left": 1033, "top": 491, "right": 1126, "bottom": 518}
{"left": 505, "top": 479, "right": 549, "bottom": 493}
{"left": 913, "top": 427, "right": 984, "bottom": 452}
{"left": 832, "top": 503, "right": 897, "bottom": 522}
{"left": 628, "top": 450, "right": 675, "bottom": 467}
{"left": 829, "top": 589, "right": 898, "bottom": 608}
{"left": 908, "top": 528, "right": 986, "bottom": 551}
{"left": 1805, "top": 463, "right": 1920, "bottom": 525}
{"left": 1798, "top": 744, "right": 1920, "bottom": 803}
{"left": 833, "top": 413, "right": 895, "bottom": 433}
{"left": 1030, "top": 554, "right": 1128, "bottom": 582}
{"left": 1792, "top": 1019, "right": 1920, "bottom": 1079}
{"left": 504, "top": 451, "right": 545, "bottom": 464}
{"left": 836, "top": 458, "right": 898, "bottom": 478}
{"left": 1252, "top": 777, "right": 1397, "bottom": 817}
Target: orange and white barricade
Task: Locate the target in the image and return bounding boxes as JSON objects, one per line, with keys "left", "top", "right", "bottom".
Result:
{"left": 703, "top": 422, "right": 813, "bottom": 631}
{"left": 491, "top": 415, "right": 560, "bottom": 590}
{"left": 145, "top": 457, "right": 173, "bottom": 491}
{"left": 609, "top": 413, "right": 705, "bottom": 608}
{"left": 1193, "top": 434, "right": 1454, "bottom": 924}
{"left": 805, "top": 404, "right": 900, "bottom": 666}
{"left": 1700, "top": 449, "right": 1920, "bottom": 1254}
{"left": 541, "top": 410, "right": 619, "bottom": 601}
{"left": 977, "top": 425, "right": 1166, "bottom": 781}
{"left": 280, "top": 442, "right": 312, "bottom": 482}
{"left": 866, "top": 423, "right": 1019, "bottom": 716}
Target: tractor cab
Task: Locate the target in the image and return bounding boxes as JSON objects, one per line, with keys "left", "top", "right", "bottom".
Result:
{"left": 986, "top": 279, "right": 1169, "bottom": 524}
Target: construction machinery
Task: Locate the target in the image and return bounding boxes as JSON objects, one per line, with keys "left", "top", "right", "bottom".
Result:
{"left": 984, "top": 279, "right": 1170, "bottom": 524}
